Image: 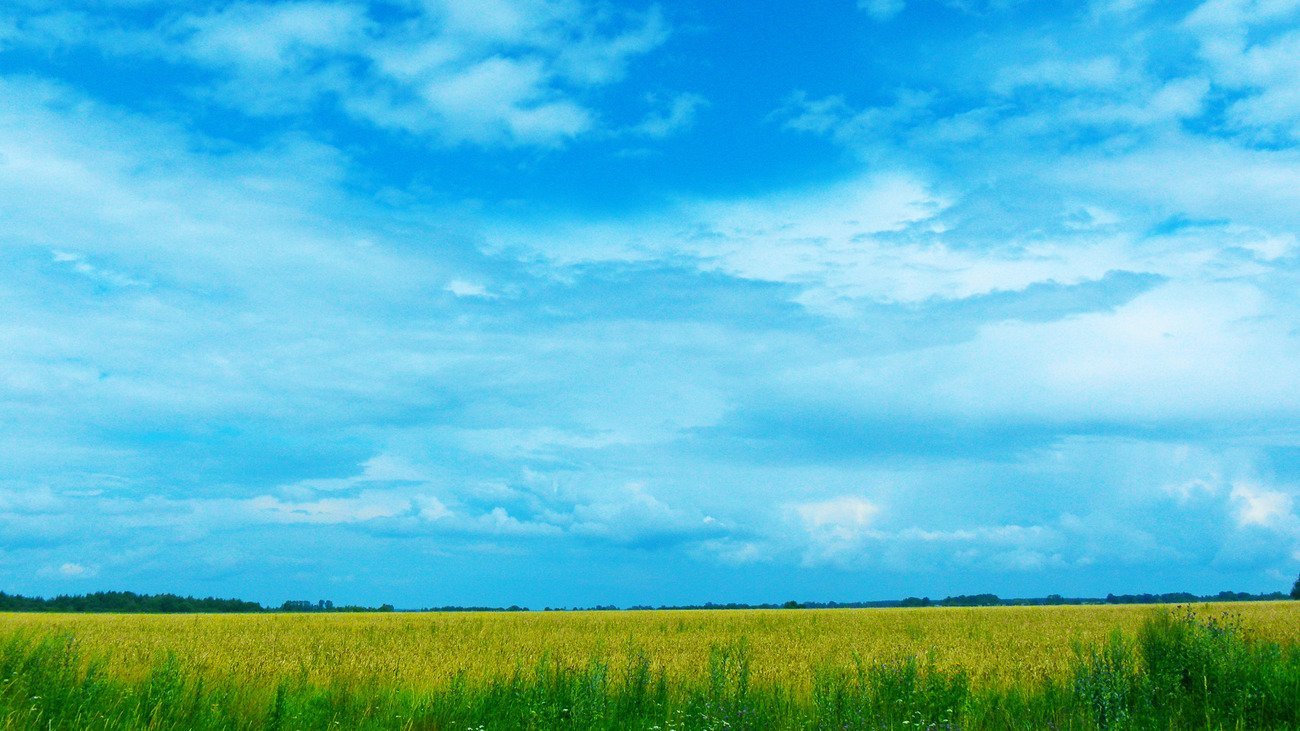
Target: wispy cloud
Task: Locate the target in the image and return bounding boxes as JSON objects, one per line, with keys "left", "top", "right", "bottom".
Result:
{"left": 858, "top": 0, "right": 906, "bottom": 21}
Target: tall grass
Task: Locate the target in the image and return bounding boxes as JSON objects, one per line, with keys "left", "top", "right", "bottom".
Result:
{"left": 1074, "top": 606, "right": 1300, "bottom": 729}
{"left": 0, "top": 607, "right": 1294, "bottom": 729}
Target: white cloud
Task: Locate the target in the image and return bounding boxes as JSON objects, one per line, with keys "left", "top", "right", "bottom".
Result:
{"left": 412, "top": 56, "right": 592, "bottom": 143}
{"left": 779, "top": 496, "right": 1226, "bottom": 573}
{"left": 341, "top": 1, "right": 669, "bottom": 145}
{"left": 240, "top": 489, "right": 559, "bottom": 537}
{"left": 489, "top": 149, "right": 1297, "bottom": 319}
{"left": 570, "top": 482, "right": 724, "bottom": 546}
{"left": 810, "top": 279, "right": 1300, "bottom": 423}
{"left": 277, "top": 454, "right": 431, "bottom": 497}
{"left": 359, "top": 454, "right": 428, "bottom": 482}
{"left": 1163, "top": 475, "right": 1221, "bottom": 502}
{"left": 240, "top": 0, "right": 667, "bottom": 145}
{"left": 420, "top": 0, "right": 547, "bottom": 44}
{"left": 50, "top": 249, "right": 148, "bottom": 288}
{"left": 552, "top": 5, "right": 669, "bottom": 85}
{"left": 445, "top": 279, "right": 494, "bottom": 298}
{"left": 471, "top": 506, "right": 565, "bottom": 537}
{"left": 492, "top": 173, "right": 1003, "bottom": 306}
{"left": 795, "top": 496, "right": 880, "bottom": 530}
{"left": 34, "top": 561, "right": 99, "bottom": 579}
{"left": 992, "top": 57, "right": 1125, "bottom": 94}
{"left": 859, "top": 0, "right": 906, "bottom": 21}
{"left": 777, "top": 92, "right": 855, "bottom": 135}
{"left": 697, "top": 538, "right": 769, "bottom": 565}
{"left": 0, "top": 486, "right": 63, "bottom": 514}
{"left": 791, "top": 496, "right": 881, "bottom": 565}
{"left": 694, "top": 173, "right": 942, "bottom": 243}
{"left": 9, "top": 0, "right": 673, "bottom": 147}
{"left": 222, "top": 459, "right": 726, "bottom": 549}
{"left": 1090, "top": 0, "right": 1156, "bottom": 16}
{"left": 414, "top": 495, "right": 452, "bottom": 521}
{"left": 1183, "top": 0, "right": 1300, "bottom": 141}
{"left": 1053, "top": 136, "right": 1300, "bottom": 228}
{"left": 246, "top": 493, "right": 412, "bottom": 524}
{"left": 1183, "top": 0, "right": 1300, "bottom": 33}
{"left": 1230, "top": 481, "right": 1297, "bottom": 529}
{"left": 776, "top": 89, "right": 935, "bottom": 152}
{"left": 179, "top": 2, "right": 367, "bottom": 71}
{"left": 486, "top": 130, "right": 1300, "bottom": 333}
{"left": 629, "top": 92, "right": 707, "bottom": 138}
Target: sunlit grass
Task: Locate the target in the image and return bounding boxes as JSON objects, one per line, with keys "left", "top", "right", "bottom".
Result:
{"left": 0, "top": 602, "right": 1295, "bottom": 728}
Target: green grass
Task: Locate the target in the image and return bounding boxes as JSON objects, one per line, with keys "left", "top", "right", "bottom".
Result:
{"left": 0, "top": 608, "right": 1295, "bottom": 729}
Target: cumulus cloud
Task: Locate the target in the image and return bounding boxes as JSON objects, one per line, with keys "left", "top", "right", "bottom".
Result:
{"left": 178, "top": 2, "right": 367, "bottom": 72}
{"left": 1180, "top": 0, "right": 1300, "bottom": 142}
{"left": 570, "top": 483, "right": 726, "bottom": 548}
{"left": 1231, "top": 481, "right": 1297, "bottom": 530}
{"left": 791, "top": 496, "right": 881, "bottom": 565}
{"left": 5, "top": 0, "right": 674, "bottom": 147}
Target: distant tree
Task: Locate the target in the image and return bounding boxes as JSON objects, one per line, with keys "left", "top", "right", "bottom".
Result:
{"left": 940, "top": 594, "right": 999, "bottom": 607}
{"left": 1291, "top": 574, "right": 1300, "bottom": 600}
{"left": 781, "top": 600, "right": 800, "bottom": 609}
{"left": 0, "top": 590, "right": 261, "bottom": 613}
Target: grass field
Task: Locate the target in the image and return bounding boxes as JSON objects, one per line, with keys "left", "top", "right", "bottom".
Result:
{"left": 0, "top": 602, "right": 1296, "bottom": 729}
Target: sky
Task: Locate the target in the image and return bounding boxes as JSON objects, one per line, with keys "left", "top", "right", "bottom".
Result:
{"left": 1, "top": 0, "right": 1299, "bottom": 609}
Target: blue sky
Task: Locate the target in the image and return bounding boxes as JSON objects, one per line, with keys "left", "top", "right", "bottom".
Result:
{"left": 2, "top": 0, "right": 1299, "bottom": 608}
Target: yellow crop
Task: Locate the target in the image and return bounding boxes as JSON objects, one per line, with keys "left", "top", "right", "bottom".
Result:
{"left": 1, "top": 602, "right": 1295, "bottom": 699}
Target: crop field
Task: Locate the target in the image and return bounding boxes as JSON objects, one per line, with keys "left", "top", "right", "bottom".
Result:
{"left": 0, "top": 602, "right": 1297, "bottom": 729}
{"left": 2, "top": 602, "right": 1297, "bottom": 692}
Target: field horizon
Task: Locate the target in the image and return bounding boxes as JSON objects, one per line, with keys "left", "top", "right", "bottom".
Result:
{"left": 2, "top": 583, "right": 1297, "bottom": 615}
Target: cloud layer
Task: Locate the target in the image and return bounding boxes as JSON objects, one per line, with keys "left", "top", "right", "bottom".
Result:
{"left": 0, "top": 0, "right": 1297, "bottom": 607}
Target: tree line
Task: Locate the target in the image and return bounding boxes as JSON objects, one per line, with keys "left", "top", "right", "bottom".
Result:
{"left": 0, "top": 591, "right": 262, "bottom": 613}
{"left": 1, "top": 577, "right": 1295, "bottom": 613}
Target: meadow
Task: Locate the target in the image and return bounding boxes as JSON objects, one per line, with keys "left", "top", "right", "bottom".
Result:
{"left": 0, "top": 602, "right": 1296, "bottom": 729}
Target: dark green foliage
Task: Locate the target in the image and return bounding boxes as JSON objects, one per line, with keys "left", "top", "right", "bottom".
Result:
{"left": 1063, "top": 608, "right": 1300, "bottom": 730}
{"left": 0, "top": 591, "right": 404, "bottom": 615}
{"left": 0, "top": 591, "right": 263, "bottom": 613}
{"left": 812, "top": 654, "right": 967, "bottom": 729}
{"left": 0, "top": 608, "right": 1294, "bottom": 729}
{"left": 1134, "top": 608, "right": 1299, "bottom": 728}
{"left": 938, "top": 594, "right": 1001, "bottom": 607}
{"left": 1073, "top": 631, "right": 1139, "bottom": 729}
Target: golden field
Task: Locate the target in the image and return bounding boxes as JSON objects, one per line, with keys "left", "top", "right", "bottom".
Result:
{"left": 2, "top": 602, "right": 1296, "bottom": 697}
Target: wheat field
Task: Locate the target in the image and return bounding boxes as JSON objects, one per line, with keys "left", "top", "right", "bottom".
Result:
{"left": 2, "top": 602, "right": 1295, "bottom": 697}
